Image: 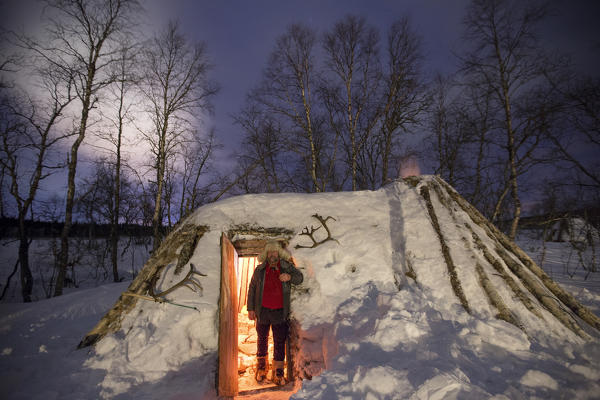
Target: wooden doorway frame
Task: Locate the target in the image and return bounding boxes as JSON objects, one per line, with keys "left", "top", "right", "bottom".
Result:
{"left": 218, "top": 235, "right": 295, "bottom": 396}
{"left": 218, "top": 233, "right": 238, "bottom": 397}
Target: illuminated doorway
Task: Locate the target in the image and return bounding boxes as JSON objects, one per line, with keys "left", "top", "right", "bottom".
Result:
{"left": 236, "top": 256, "right": 280, "bottom": 392}
{"left": 218, "top": 235, "right": 294, "bottom": 397}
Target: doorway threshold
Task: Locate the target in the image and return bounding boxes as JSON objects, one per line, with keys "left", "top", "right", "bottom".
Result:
{"left": 236, "top": 379, "right": 300, "bottom": 399}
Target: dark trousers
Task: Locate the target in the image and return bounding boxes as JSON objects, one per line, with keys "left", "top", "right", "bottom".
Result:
{"left": 256, "top": 308, "right": 288, "bottom": 362}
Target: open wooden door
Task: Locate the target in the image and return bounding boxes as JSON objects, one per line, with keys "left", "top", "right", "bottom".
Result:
{"left": 218, "top": 233, "right": 238, "bottom": 397}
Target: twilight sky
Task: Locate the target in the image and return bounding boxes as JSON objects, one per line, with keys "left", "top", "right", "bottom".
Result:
{"left": 1, "top": 0, "right": 599, "bottom": 199}
{"left": 142, "top": 0, "right": 600, "bottom": 160}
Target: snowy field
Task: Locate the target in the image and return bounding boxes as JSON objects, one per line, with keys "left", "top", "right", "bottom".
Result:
{"left": 516, "top": 231, "right": 600, "bottom": 317}
{"left": 1, "top": 180, "right": 599, "bottom": 400}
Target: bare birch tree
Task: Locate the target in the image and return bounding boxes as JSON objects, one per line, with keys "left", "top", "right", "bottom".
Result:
{"left": 15, "top": 0, "right": 141, "bottom": 296}
{"left": 178, "top": 129, "right": 218, "bottom": 217}
{"left": 138, "top": 21, "right": 218, "bottom": 250}
{"left": 377, "top": 18, "right": 427, "bottom": 186}
{"left": 428, "top": 75, "right": 466, "bottom": 187}
{"left": 235, "top": 16, "right": 425, "bottom": 193}
{"left": 234, "top": 102, "right": 290, "bottom": 193}
{"left": 0, "top": 65, "right": 74, "bottom": 301}
{"left": 96, "top": 44, "right": 139, "bottom": 282}
{"left": 461, "top": 0, "right": 550, "bottom": 239}
{"left": 323, "top": 15, "right": 381, "bottom": 191}
{"left": 427, "top": 73, "right": 498, "bottom": 216}
{"left": 248, "top": 23, "right": 327, "bottom": 192}
{"left": 75, "top": 158, "right": 141, "bottom": 281}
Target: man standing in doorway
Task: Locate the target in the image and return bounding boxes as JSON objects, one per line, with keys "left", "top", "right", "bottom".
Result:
{"left": 247, "top": 240, "right": 303, "bottom": 385}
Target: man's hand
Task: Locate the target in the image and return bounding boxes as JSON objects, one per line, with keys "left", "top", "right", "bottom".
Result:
{"left": 248, "top": 310, "right": 256, "bottom": 320}
{"left": 279, "top": 273, "right": 291, "bottom": 282}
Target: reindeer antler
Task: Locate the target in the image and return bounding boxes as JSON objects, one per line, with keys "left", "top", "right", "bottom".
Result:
{"left": 295, "top": 214, "right": 339, "bottom": 249}
{"left": 149, "top": 263, "right": 206, "bottom": 299}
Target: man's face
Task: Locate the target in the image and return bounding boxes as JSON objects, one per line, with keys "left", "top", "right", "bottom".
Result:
{"left": 267, "top": 250, "right": 279, "bottom": 264}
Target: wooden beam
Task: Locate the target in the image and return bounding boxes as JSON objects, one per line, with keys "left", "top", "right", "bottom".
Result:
{"left": 232, "top": 239, "right": 264, "bottom": 256}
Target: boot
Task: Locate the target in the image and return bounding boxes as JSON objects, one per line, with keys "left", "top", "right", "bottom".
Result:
{"left": 271, "top": 360, "right": 285, "bottom": 386}
{"left": 255, "top": 356, "right": 268, "bottom": 382}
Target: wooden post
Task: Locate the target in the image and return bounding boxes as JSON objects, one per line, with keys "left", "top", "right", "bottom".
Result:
{"left": 218, "top": 233, "right": 238, "bottom": 397}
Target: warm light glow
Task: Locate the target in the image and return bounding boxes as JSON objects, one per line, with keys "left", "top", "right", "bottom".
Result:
{"left": 237, "top": 257, "right": 258, "bottom": 312}
{"left": 236, "top": 255, "right": 299, "bottom": 397}
{"left": 237, "top": 256, "right": 276, "bottom": 392}
{"left": 400, "top": 156, "right": 421, "bottom": 178}
{"left": 238, "top": 302, "right": 278, "bottom": 392}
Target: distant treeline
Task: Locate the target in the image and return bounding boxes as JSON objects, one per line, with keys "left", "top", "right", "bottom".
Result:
{"left": 0, "top": 218, "right": 157, "bottom": 239}
{"left": 1, "top": 206, "right": 597, "bottom": 241}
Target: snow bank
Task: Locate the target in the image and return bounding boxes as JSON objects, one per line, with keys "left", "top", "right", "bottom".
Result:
{"left": 0, "top": 283, "right": 128, "bottom": 399}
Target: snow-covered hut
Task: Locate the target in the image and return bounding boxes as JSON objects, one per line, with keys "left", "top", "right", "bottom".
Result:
{"left": 80, "top": 176, "right": 600, "bottom": 399}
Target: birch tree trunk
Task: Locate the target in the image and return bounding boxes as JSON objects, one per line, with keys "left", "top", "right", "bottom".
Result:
{"left": 323, "top": 15, "right": 381, "bottom": 191}
{"left": 461, "top": 0, "right": 550, "bottom": 239}
{"left": 0, "top": 63, "right": 73, "bottom": 301}
{"left": 45, "top": 0, "right": 140, "bottom": 296}
{"left": 139, "top": 21, "right": 218, "bottom": 250}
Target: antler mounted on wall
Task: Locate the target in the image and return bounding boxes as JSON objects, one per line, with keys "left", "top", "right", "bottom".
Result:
{"left": 295, "top": 214, "right": 339, "bottom": 249}
{"left": 149, "top": 263, "right": 206, "bottom": 299}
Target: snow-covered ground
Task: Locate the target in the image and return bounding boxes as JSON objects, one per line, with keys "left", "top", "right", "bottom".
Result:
{"left": 517, "top": 231, "right": 600, "bottom": 316}
{"left": 0, "top": 282, "right": 130, "bottom": 399}
{"left": 1, "top": 179, "right": 599, "bottom": 399}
